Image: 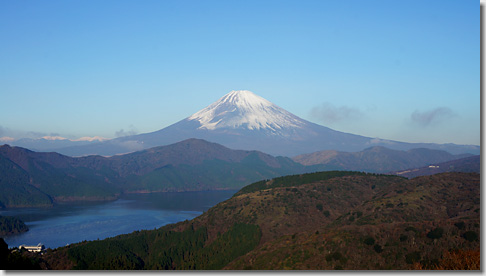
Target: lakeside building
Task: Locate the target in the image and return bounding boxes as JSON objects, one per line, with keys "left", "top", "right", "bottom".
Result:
{"left": 19, "top": 243, "right": 45, "bottom": 253}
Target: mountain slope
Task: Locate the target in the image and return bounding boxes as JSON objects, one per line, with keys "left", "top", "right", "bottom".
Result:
{"left": 223, "top": 172, "right": 480, "bottom": 270}
{"left": 0, "top": 145, "right": 120, "bottom": 205}
{"left": 0, "top": 154, "right": 53, "bottom": 208}
{"left": 293, "top": 146, "right": 472, "bottom": 173}
{"left": 38, "top": 171, "right": 480, "bottom": 270}
{"left": 0, "top": 139, "right": 307, "bottom": 207}
{"left": 107, "top": 139, "right": 307, "bottom": 192}
{"left": 50, "top": 90, "right": 479, "bottom": 157}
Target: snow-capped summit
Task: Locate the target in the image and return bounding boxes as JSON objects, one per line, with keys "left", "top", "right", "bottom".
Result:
{"left": 188, "top": 90, "right": 306, "bottom": 132}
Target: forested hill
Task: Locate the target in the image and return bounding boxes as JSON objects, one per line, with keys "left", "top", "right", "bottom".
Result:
{"left": 36, "top": 171, "right": 479, "bottom": 270}
{"left": 0, "top": 139, "right": 307, "bottom": 207}
{"left": 0, "top": 216, "right": 28, "bottom": 236}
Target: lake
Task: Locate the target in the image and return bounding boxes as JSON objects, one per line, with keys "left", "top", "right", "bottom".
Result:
{"left": 1, "top": 190, "right": 237, "bottom": 249}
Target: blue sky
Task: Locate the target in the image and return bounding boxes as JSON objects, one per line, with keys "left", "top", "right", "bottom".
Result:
{"left": 0, "top": 0, "right": 480, "bottom": 145}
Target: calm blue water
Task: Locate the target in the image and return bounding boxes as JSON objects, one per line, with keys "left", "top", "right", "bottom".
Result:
{"left": 1, "top": 190, "right": 236, "bottom": 249}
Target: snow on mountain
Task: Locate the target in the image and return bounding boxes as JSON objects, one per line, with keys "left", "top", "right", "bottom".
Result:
{"left": 41, "top": 136, "right": 69, "bottom": 140}
{"left": 0, "top": 136, "right": 15, "bottom": 143}
{"left": 188, "top": 90, "right": 306, "bottom": 132}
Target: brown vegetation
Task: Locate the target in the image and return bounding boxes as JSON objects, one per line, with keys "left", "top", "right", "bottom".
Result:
{"left": 413, "top": 249, "right": 480, "bottom": 270}
{"left": 38, "top": 171, "right": 480, "bottom": 270}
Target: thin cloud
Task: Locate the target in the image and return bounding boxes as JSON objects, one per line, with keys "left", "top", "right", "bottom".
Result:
{"left": 411, "top": 107, "right": 456, "bottom": 127}
{"left": 310, "top": 102, "right": 364, "bottom": 124}
{"left": 25, "top": 131, "right": 49, "bottom": 139}
{"left": 115, "top": 125, "right": 138, "bottom": 138}
{"left": 0, "top": 126, "right": 44, "bottom": 139}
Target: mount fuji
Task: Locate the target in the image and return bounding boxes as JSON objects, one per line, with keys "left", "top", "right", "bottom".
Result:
{"left": 54, "top": 90, "right": 478, "bottom": 157}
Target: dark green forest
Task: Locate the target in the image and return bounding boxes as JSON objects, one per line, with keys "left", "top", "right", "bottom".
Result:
{"left": 67, "top": 222, "right": 261, "bottom": 270}
{"left": 0, "top": 216, "right": 28, "bottom": 236}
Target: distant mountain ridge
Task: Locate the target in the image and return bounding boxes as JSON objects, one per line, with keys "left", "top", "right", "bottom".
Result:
{"left": 293, "top": 146, "right": 474, "bottom": 173}
{"left": 37, "top": 90, "right": 478, "bottom": 157}
{"left": 391, "top": 155, "right": 480, "bottom": 178}
{"left": 9, "top": 136, "right": 108, "bottom": 152}
{"left": 0, "top": 138, "right": 478, "bottom": 208}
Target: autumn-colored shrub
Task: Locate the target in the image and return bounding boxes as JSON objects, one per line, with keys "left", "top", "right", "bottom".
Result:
{"left": 413, "top": 249, "right": 480, "bottom": 270}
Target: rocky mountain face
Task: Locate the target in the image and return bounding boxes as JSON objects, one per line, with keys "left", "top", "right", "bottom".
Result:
{"left": 46, "top": 90, "right": 479, "bottom": 157}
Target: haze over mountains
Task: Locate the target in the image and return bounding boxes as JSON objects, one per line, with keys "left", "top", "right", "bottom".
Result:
{"left": 11, "top": 90, "right": 478, "bottom": 157}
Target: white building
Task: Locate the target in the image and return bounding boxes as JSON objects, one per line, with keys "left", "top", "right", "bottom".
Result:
{"left": 19, "top": 243, "right": 45, "bottom": 253}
